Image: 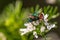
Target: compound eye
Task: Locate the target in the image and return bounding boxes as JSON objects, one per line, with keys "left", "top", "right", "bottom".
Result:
{"left": 39, "top": 14, "right": 44, "bottom": 19}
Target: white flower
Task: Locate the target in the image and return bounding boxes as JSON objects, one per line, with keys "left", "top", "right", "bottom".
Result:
{"left": 24, "top": 22, "right": 34, "bottom": 28}
{"left": 24, "top": 22, "right": 32, "bottom": 27}
{"left": 47, "top": 24, "right": 55, "bottom": 30}
{"left": 44, "top": 14, "right": 49, "bottom": 26}
{"left": 20, "top": 28, "right": 28, "bottom": 35}
{"left": 24, "top": 22, "right": 36, "bottom": 30}
{"left": 34, "top": 35, "right": 38, "bottom": 38}
{"left": 20, "top": 32, "right": 26, "bottom": 35}
{"left": 44, "top": 21, "right": 49, "bottom": 26}
{"left": 25, "top": 22, "right": 36, "bottom": 31}
{"left": 20, "top": 28, "right": 35, "bottom": 35}
{"left": 20, "top": 22, "right": 36, "bottom": 35}
{"left": 33, "top": 31, "right": 38, "bottom": 38}
{"left": 32, "top": 20, "right": 39, "bottom": 26}
{"left": 27, "top": 26, "right": 36, "bottom": 32}
{"left": 36, "top": 20, "right": 40, "bottom": 25}
{"left": 40, "top": 26, "right": 45, "bottom": 32}
{"left": 20, "top": 29, "right": 27, "bottom": 32}
{"left": 44, "top": 14, "right": 49, "bottom": 22}
{"left": 32, "top": 21, "right": 37, "bottom": 26}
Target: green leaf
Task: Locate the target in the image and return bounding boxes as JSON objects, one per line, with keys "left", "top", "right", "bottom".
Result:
{"left": 30, "top": 7, "right": 34, "bottom": 13}
{"left": 35, "top": 4, "right": 40, "bottom": 12}
{"left": 52, "top": 6, "right": 58, "bottom": 15}
{"left": 14, "top": 1, "right": 22, "bottom": 15}
{"left": 44, "top": 5, "right": 50, "bottom": 14}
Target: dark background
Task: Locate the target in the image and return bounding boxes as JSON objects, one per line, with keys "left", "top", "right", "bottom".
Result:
{"left": 0, "top": 0, "right": 60, "bottom": 37}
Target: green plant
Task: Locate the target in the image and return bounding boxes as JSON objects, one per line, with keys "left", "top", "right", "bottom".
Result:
{"left": 0, "top": 0, "right": 59, "bottom": 40}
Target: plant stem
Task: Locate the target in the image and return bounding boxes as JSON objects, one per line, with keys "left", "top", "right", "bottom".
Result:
{"left": 44, "top": 36, "right": 47, "bottom": 40}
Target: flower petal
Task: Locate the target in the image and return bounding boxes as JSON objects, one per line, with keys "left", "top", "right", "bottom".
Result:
{"left": 20, "top": 28, "right": 28, "bottom": 35}
{"left": 33, "top": 31, "right": 38, "bottom": 38}
{"left": 47, "top": 24, "right": 55, "bottom": 30}
{"left": 40, "top": 26, "right": 45, "bottom": 32}
{"left": 44, "top": 14, "right": 49, "bottom": 20}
